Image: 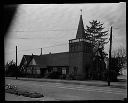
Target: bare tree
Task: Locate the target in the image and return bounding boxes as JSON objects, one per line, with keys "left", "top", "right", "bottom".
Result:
{"left": 111, "top": 47, "right": 127, "bottom": 76}
{"left": 112, "top": 47, "right": 126, "bottom": 58}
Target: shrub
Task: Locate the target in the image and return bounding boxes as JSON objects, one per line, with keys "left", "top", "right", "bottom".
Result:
{"left": 44, "top": 71, "right": 61, "bottom": 79}
{"left": 102, "top": 70, "right": 118, "bottom": 82}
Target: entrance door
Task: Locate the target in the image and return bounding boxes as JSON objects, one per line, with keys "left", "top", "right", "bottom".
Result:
{"left": 40, "top": 68, "right": 46, "bottom": 77}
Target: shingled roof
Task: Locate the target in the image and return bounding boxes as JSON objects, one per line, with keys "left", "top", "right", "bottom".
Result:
{"left": 20, "top": 52, "right": 69, "bottom": 69}
{"left": 32, "top": 55, "right": 47, "bottom": 68}
{"left": 19, "top": 55, "right": 33, "bottom": 68}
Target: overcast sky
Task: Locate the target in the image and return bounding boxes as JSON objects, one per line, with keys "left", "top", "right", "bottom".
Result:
{"left": 4, "top": 3, "right": 126, "bottom": 65}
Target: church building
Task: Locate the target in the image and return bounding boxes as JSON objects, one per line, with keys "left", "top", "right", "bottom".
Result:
{"left": 19, "top": 11, "right": 105, "bottom": 80}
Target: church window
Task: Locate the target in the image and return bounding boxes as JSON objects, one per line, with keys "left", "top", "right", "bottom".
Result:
{"left": 62, "top": 67, "right": 66, "bottom": 74}
{"left": 86, "top": 46, "right": 88, "bottom": 53}
{"left": 53, "top": 67, "right": 57, "bottom": 71}
{"left": 75, "top": 44, "right": 78, "bottom": 51}
{"left": 77, "top": 44, "right": 79, "bottom": 51}
{"left": 73, "top": 66, "right": 78, "bottom": 75}
{"left": 72, "top": 45, "right": 74, "bottom": 52}
{"left": 72, "top": 45, "right": 75, "bottom": 51}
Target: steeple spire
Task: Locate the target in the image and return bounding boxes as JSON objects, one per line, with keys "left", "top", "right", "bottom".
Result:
{"left": 76, "top": 9, "right": 85, "bottom": 39}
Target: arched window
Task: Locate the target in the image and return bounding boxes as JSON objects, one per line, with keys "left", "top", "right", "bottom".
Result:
{"left": 73, "top": 66, "right": 78, "bottom": 75}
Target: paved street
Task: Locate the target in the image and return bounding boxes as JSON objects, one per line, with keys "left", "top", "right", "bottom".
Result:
{"left": 5, "top": 78, "right": 127, "bottom": 100}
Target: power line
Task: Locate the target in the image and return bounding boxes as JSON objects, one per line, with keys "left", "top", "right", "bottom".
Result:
{"left": 5, "top": 42, "right": 69, "bottom": 55}
{"left": 10, "top": 37, "right": 67, "bottom": 40}
{"left": 16, "top": 42, "right": 68, "bottom": 53}
{"left": 17, "top": 43, "right": 68, "bottom": 55}
{"left": 25, "top": 43, "right": 67, "bottom": 51}
{"left": 42, "top": 43, "right": 68, "bottom": 48}
{"left": 18, "top": 48, "right": 40, "bottom": 52}
{"left": 8, "top": 29, "right": 77, "bottom": 32}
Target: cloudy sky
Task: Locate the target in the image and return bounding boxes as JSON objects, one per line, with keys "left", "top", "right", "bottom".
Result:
{"left": 4, "top": 3, "right": 126, "bottom": 65}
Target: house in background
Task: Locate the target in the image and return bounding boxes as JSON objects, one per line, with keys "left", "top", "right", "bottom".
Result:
{"left": 118, "top": 58, "right": 127, "bottom": 80}
{"left": 5, "top": 62, "right": 9, "bottom": 71}
{"left": 19, "top": 55, "right": 32, "bottom": 76}
{"left": 19, "top": 11, "right": 106, "bottom": 80}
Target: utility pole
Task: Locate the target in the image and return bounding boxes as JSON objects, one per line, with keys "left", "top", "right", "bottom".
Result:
{"left": 108, "top": 26, "right": 112, "bottom": 86}
{"left": 16, "top": 46, "right": 18, "bottom": 79}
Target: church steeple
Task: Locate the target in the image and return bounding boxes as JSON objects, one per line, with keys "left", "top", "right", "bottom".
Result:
{"left": 76, "top": 9, "right": 85, "bottom": 39}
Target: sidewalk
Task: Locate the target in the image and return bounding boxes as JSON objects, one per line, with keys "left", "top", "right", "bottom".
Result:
{"left": 5, "top": 77, "right": 127, "bottom": 89}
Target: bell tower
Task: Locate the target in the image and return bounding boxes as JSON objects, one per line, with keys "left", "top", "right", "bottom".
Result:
{"left": 69, "top": 10, "right": 92, "bottom": 53}
{"left": 69, "top": 10, "right": 93, "bottom": 80}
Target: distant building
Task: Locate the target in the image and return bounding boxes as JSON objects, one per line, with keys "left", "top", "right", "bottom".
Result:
{"left": 19, "top": 12, "right": 106, "bottom": 80}
{"left": 119, "top": 59, "right": 127, "bottom": 76}
{"left": 5, "top": 62, "right": 9, "bottom": 71}
{"left": 104, "top": 57, "right": 109, "bottom": 69}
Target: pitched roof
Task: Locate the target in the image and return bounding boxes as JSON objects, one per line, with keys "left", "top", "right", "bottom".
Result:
{"left": 24, "top": 55, "right": 33, "bottom": 64}
{"left": 32, "top": 55, "right": 47, "bottom": 68}
{"left": 76, "top": 14, "right": 85, "bottom": 39}
{"left": 21, "top": 52, "right": 69, "bottom": 68}
{"left": 19, "top": 55, "right": 35, "bottom": 68}
{"left": 45, "top": 52, "right": 69, "bottom": 66}
{"left": 34, "top": 52, "right": 69, "bottom": 67}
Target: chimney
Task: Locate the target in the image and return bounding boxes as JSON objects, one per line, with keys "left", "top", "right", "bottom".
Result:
{"left": 41, "top": 48, "right": 42, "bottom": 55}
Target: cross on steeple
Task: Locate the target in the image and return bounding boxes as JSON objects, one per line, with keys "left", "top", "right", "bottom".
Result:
{"left": 80, "top": 9, "right": 82, "bottom": 15}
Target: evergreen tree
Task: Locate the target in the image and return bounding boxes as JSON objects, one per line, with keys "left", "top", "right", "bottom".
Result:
{"left": 84, "top": 20, "right": 109, "bottom": 80}
{"left": 84, "top": 20, "right": 109, "bottom": 58}
{"left": 5, "top": 60, "right": 20, "bottom": 77}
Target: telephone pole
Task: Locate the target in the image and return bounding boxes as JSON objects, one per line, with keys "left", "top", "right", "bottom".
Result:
{"left": 108, "top": 26, "right": 112, "bottom": 86}
{"left": 16, "top": 46, "right": 17, "bottom": 79}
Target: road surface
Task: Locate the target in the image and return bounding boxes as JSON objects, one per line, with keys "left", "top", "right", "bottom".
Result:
{"left": 5, "top": 78, "right": 127, "bottom": 100}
